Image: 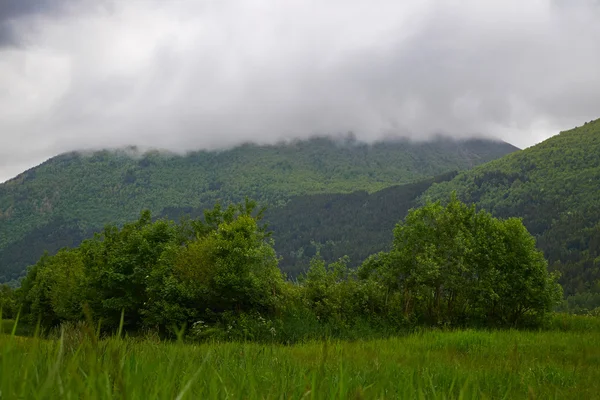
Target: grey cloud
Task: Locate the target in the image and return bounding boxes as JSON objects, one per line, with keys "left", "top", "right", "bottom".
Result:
{"left": 0, "top": 0, "right": 67, "bottom": 46}
{"left": 0, "top": 22, "right": 16, "bottom": 46}
{"left": 1, "top": 0, "right": 600, "bottom": 183}
{"left": 0, "top": 0, "right": 111, "bottom": 47}
{"left": 0, "top": 0, "right": 63, "bottom": 19}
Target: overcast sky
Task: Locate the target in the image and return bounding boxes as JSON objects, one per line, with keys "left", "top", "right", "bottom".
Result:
{"left": 1, "top": 0, "right": 599, "bottom": 183}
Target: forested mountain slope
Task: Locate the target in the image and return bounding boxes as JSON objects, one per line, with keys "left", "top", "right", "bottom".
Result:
{"left": 422, "top": 119, "right": 600, "bottom": 300}
{"left": 0, "top": 136, "right": 517, "bottom": 282}
{"left": 162, "top": 171, "right": 458, "bottom": 277}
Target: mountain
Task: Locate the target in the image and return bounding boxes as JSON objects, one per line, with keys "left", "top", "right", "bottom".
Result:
{"left": 162, "top": 171, "right": 458, "bottom": 277}
{"left": 422, "top": 118, "right": 600, "bottom": 304}
{"left": 0, "top": 136, "right": 517, "bottom": 283}
{"left": 5, "top": 117, "right": 598, "bottom": 310}
{"left": 265, "top": 172, "right": 459, "bottom": 276}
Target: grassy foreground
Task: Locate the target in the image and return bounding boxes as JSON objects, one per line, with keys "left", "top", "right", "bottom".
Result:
{"left": 1, "top": 316, "right": 600, "bottom": 399}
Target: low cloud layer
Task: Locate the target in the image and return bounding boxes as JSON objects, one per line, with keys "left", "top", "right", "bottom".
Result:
{"left": 1, "top": 0, "right": 600, "bottom": 182}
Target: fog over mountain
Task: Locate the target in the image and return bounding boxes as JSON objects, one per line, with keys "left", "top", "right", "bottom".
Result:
{"left": 1, "top": 0, "right": 600, "bottom": 182}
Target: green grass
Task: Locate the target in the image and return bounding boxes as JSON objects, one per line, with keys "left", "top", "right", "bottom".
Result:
{"left": 1, "top": 315, "right": 599, "bottom": 399}
{"left": 1, "top": 318, "right": 36, "bottom": 337}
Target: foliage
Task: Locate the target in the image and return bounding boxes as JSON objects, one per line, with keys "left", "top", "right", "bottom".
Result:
{"left": 20, "top": 250, "right": 84, "bottom": 326}
{"left": 143, "top": 205, "right": 285, "bottom": 334}
{"left": 15, "top": 197, "right": 560, "bottom": 337}
{"left": 156, "top": 171, "right": 461, "bottom": 290}
{"left": 1, "top": 321, "right": 600, "bottom": 399}
{"left": 263, "top": 171, "right": 457, "bottom": 276}
{"left": 0, "top": 137, "right": 517, "bottom": 282}
{"left": 81, "top": 210, "right": 185, "bottom": 329}
{"left": 557, "top": 291, "right": 600, "bottom": 315}
{"left": 18, "top": 200, "right": 286, "bottom": 334}
{"left": 0, "top": 284, "right": 16, "bottom": 319}
{"left": 423, "top": 118, "right": 600, "bottom": 307}
{"left": 358, "top": 195, "right": 563, "bottom": 327}
{"left": 546, "top": 312, "right": 600, "bottom": 332}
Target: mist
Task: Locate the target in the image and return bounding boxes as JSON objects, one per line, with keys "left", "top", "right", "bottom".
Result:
{"left": 1, "top": 0, "right": 600, "bottom": 182}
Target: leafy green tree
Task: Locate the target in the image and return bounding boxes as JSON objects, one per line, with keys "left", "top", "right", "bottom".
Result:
{"left": 298, "top": 254, "right": 352, "bottom": 321}
{"left": 82, "top": 211, "right": 183, "bottom": 329}
{"left": 142, "top": 200, "right": 284, "bottom": 332}
{"left": 297, "top": 253, "right": 395, "bottom": 327}
{"left": 360, "top": 195, "right": 563, "bottom": 327}
{"left": 0, "top": 284, "right": 16, "bottom": 319}
{"left": 19, "top": 253, "right": 58, "bottom": 326}
{"left": 17, "top": 249, "right": 85, "bottom": 326}
{"left": 15, "top": 200, "right": 284, "bottom": 335}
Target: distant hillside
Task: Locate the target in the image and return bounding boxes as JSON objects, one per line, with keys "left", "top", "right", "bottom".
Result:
{"left": 0, "top": 136, "right": 516, "bottom": 282}
{"left": 162, "top": 171, "right": 458, "bottom": 277}
{"left": 422, "top": 119, "right": 600, "bottom": 301}
{"left": 0, "top": 172, "right": 454, "bottom": 284}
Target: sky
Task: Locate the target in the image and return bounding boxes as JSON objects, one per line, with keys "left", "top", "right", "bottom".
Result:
{"left": 1, "top": 0, "right": 600, "bottom": 183}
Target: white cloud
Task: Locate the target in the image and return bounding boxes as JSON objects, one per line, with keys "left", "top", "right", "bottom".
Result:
{"left": 1, "top": 0, "right": 599, "bottom": 182}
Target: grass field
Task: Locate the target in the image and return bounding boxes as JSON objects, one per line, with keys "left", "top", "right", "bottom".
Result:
{"left": 1, "top": 315, "right": 599, "bottom": 399}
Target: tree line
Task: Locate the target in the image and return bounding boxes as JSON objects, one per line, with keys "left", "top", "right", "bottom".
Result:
{"left": 1, "top": 196, "right": 562, "bottom": 342}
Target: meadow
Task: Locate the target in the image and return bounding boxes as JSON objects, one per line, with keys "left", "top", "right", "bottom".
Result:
{"left": 1, "top": 314, "right": 599, "bottom": 399}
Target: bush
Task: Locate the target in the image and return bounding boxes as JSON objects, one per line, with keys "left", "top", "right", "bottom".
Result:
{"left": 358, "top": 195, "right": 563, "bottom": 327}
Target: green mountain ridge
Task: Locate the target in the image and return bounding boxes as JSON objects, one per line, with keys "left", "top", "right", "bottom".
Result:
{"left": 422, "top": 118, "right": 600, "bottom": 300}
{"left": 0, "top": 135, "right": 517, "bottom": 282}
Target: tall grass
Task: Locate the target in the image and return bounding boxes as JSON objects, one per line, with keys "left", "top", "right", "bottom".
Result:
{"left": 1, "top": 314, "right": 599, "bottom": 399}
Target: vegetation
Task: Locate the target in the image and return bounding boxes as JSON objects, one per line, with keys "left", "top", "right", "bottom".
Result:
{"left": 14, "top": 198, "right": 560, "bottom": 338}
{"left": 423, "top": 118, "right": 600, "bottom": 311}
{"left": 0, "top": 187, "right": 593, "bottom": 398}
{"left": 1, "top": 315, "right": 599, "bottom": 399}
{"left": 3, "top": 120, "right": 600, "bottom": 397}
{"left": 17, "top": 200, "right": 283, "bottom": 335}
{"left": 0, "top": 136, "right": 517, "bottom": 283}
{"left": 359, "top": 195, "right": 562, "bottom": 327}
{"left": 164, "top": 171, "right": 459, "bottom": 276}
{"left": 0, "top": 284, "right": 16, "bottom": 319}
